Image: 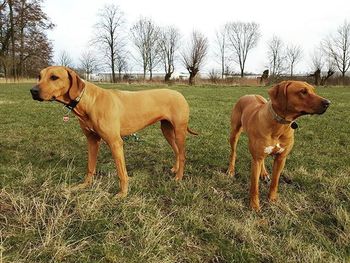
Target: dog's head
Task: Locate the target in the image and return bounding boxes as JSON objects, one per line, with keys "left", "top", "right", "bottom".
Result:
{"left": 30, "top": 66, "right": 85, "bottom": 102}
{"left": 268, "top": 81, "right": 330, "bottom": 119}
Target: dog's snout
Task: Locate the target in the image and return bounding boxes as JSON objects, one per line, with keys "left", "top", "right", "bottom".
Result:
{"left": 322, "top": 99, "right": 331, "bottom": 108}
{"left": 30, "top": 85, "right": 43, "bottom": 101}
{"left": 30, "top": 86, "right": 39, "bottom": 95}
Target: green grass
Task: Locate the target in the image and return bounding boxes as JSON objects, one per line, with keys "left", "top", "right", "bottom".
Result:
{"left": 0, "top": 82, "right": 349, "bottom": 262}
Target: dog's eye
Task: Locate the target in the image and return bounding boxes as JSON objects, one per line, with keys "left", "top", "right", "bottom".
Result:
{"left": 50, "top": 75, "right": 59, "bottom": 81}
{"left": 300, "top": 89, "right": 308, "bottom": 95}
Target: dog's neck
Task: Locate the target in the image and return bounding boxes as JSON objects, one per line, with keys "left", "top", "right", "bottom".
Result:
{"left": 268, "top": 102, "right": 299, "bottom": 130}
{"left": 66, "top": 87, "right": 86, "bottom": 111}
{"left": 55, "top": 86, "right": 86, "bottom": 111}
{"left": 268, "top": 101, "right": 292, "bottom": 125}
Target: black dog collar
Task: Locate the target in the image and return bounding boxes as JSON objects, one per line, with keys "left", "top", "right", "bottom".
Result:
{"left": 65, "top": 87, "right": 86, "bottom": 111}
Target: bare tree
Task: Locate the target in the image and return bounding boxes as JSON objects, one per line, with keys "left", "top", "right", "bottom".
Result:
{"left": 309, "top": 47, "right": 324, "bottom": 85}
{"left": 323, "top": 21, "right": 350, "bottom": 83}
{"left": 158, "top": 26, "right": 180, "bottom": 82}
{"left": 310, "top": 45, "right": 335, "bottom": 85}
{"left": 215, "top": 24, "right": 229, "bottom": 79}
{"left": 93, "top": 4, "right": 125, "bottom": 83}
{"left": 310, "top": 46, "right": 325, "bottom": 72}
{"left": 0, "top": 0, "right": 53, "bottom": 79}
{"left": 181, "top": 30, "right": 208, "bottom": 85}
{"left": 266, "top": 35, "right": 285, "bottom": 77}
{"left": 286, "top": 44, "right": 303, "bottom": 77}
{"left": 115, "top": 51, "right": 128, "bottom": 80}
{"left": 226, "top": 21, "right": 261, "bottom": 77}
{"left": 57, "top": 50, "right": 73, "bottom": 67}
{"left": 8, "top": 0, "right": 16, "bottom": 80}
{"left": 130, "top": 17, "right": 161, "bottom": 80}
{"left": 79, "top": 50, "right": 98, "bottom": 81}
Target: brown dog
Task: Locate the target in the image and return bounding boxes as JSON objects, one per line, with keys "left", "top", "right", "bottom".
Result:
{"left": 30, "top": 66, "right": 197, "bottom": 197}
{"left": 227, "top": 81, "right": 330, "bottom": 211}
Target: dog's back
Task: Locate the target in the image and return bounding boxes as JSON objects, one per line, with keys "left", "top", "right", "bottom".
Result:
{"left": 231, "top": 95, "right": 267, "bottom": 131}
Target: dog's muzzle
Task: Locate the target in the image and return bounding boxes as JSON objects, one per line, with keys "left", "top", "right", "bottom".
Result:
{"left": 30, "top": 85, "right": 43, "bottom": 101}
{"left": 318, "top": 99, "right": 331, "bottom": 114}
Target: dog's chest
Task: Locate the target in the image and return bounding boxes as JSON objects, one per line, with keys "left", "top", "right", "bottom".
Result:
{"left": 79, "top": 117, "right": 97, "bottom": 134}
{"left": 264, "top": 143, "right": 285, "bottom": 156}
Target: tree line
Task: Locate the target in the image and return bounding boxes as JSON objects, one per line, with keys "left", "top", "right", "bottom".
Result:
{"left": 0, "top": 0, "right": 53, "bottom": 80}
{"left": 1, "top": 2, "right": 350, "bottom": 85}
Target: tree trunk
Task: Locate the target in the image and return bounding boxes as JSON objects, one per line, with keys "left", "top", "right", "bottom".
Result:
{"left": 8, "top": 0, "right": 17, "bottom": 81}
{"left": 189, "top": 72, "right": 196, "bottom": 85}
{"left": 189, "top": 75, "right": 194, "bottom": 85}
{"left": 320, "top": 70, "right": 335, "bottom": 86}
{"left": 111, "top": 64, "right": 116, "bottom": 83}
{"left": 164, "top": 72, "right": 171, "bottom": 82}
{"left": 18, "top": 0, "right": 25, "bottom": 78}
{"left": 314, "top": 69, "right": 321, "bottom": 86}
{"left": 221, "top": 55, "right": 225, "bottom": 79}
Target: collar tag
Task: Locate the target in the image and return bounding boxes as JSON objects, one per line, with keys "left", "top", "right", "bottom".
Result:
{"left": 63, "top": 106, "right": 73, "bottom": 122}
{"left": 291, "top": 122, "right": 298, "bottom": 129}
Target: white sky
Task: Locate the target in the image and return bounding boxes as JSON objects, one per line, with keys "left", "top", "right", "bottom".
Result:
{"left": 43, "top": 0, "right": 350, "bottom": 74}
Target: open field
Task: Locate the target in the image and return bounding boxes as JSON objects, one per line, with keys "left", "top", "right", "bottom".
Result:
{"left": 0, "top": 83, "right": 349, "bottom": 262}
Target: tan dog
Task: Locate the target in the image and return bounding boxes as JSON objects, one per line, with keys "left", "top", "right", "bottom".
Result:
{"left": 30, "top": 66, "right": 197, "bottom": 197}
{"left": 227, "top": 81, "right": 330, "bottom": 211}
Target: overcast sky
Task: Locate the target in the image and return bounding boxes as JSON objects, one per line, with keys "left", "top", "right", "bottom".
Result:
{"left": 43, "top": 0, "right": 350, "bottom": 74}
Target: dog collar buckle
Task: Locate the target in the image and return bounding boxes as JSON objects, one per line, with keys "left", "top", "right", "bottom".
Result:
{"left": 65, "top": 87, "right": 86, "bottom": 111}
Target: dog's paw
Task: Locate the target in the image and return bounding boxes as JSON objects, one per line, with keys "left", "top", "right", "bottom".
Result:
{"left": 174, "top": 174, "right": 184, "bottom": 181}
{"left": 69, "top": 182, "right": 91, "bottom": 192}
{"left": 115, "top": 191, "right": 128, "bottom": 199}
{"left": 268, "top": 193, "right": 278, "bottom": 203}
{"left": 226, "top": 169, "right": 235, "bottom": 177}
{"left": 260, "top": 172, "right": 270, "bottom": 183}
{"left": 170, "top": 167, "right": 178, "bottom": 174}
{"left": 250, "top": 198, "right": 261, "bottom": 212}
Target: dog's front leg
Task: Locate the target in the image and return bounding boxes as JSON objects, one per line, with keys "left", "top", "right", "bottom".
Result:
{"left": 268, "top": 155, "right": 287, "bottom": 202}
{"left": 250, "top": 158, "right": 263, "bottom": 211}
{"left": 85, "top": 134, "right": 101, "bottom": 186}
{"left": 109, "top": 138, "right": 129, "bottom": 198}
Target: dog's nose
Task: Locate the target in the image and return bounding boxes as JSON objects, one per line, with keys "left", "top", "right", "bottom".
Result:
{"left": 322, "top": 99, "right": 331, "bottom": 108}
{"left": 30, "top": 85, "right": 42, "bottom": 101}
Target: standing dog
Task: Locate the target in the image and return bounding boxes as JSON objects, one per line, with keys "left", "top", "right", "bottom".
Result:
{"left": 30, "top": 66, "right": 197, "bottom": 197}
{"left": 227, "top": 81, "right": 330, "bottom": 211}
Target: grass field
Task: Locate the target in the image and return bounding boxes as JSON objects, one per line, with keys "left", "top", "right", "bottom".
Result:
{"left": 0, "top": 82, "right": 349, "bottom": 263}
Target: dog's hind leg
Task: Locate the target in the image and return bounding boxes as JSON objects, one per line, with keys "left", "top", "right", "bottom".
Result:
{"left": 173, "top": 125, "right": 187, "bottom": 181}
{"left": 161, "top": 120, "right": 180, "bottom": 173}
{"left": 227, "top": 108, "right": 243, "bottom": 177}
{"left": 260, "top": 161, "right": 270, "bottom": 182}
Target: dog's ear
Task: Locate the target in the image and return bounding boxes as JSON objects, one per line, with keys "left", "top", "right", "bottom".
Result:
{"left": 268, "top": 83, "right": 280, "bottom": 101}
{"left": 66, "top": 68, "right": 85, "bottom": 100}
{"left": 268, "top": 81, "right": 291, "bottom": 104}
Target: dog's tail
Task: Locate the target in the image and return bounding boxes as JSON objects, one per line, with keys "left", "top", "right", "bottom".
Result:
{"left": 187, "top": 127, "right": 199, "bottom": 135}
